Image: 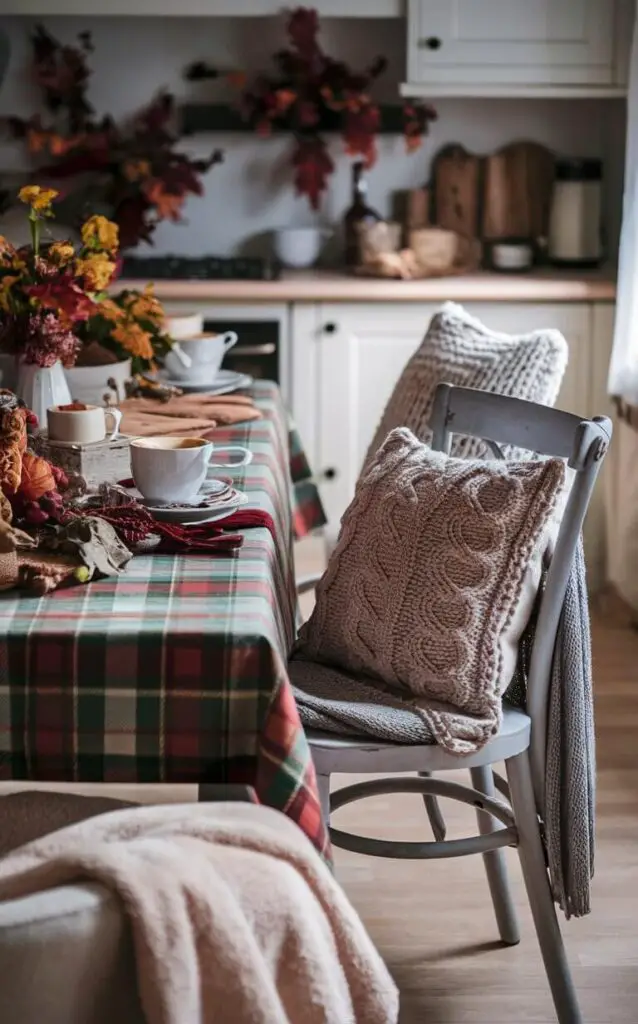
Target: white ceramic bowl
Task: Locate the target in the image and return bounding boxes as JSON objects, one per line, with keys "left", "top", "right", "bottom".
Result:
{"left": 273, "top": 227, "right": 326, "bottom": 269}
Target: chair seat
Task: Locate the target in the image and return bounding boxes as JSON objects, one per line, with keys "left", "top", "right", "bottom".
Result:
{"left": 307, "top": 702, "right": 531, "bottom": 776}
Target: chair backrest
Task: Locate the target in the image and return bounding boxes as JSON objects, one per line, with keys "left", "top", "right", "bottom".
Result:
{"left": 428, "top": 382, "right": 612, "bottom": 809}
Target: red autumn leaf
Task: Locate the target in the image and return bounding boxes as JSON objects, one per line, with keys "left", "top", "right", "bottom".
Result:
{"left": 343, "top": 103, "right": 380, "bottom": 167}
{"left": 287, "top": 7, "right": 320, "bottom": 61}
{"left": 19, "top": 452, "right": 57, "bottom": 502}
{"left": 292, "top": 137, "right": 334, "bottom": 210}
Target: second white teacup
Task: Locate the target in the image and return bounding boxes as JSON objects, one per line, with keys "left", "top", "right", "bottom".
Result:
{"left": 164, "top": 331, "right": 238, "bottom": 382}
{"left": 47, "top": 403, "right": 122, "bottom": 445}
{"left": 130, "top": 435, "right": 252, "bottom": 504}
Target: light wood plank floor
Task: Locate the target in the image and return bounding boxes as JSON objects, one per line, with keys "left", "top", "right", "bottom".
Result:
{"left": 296, "top": 536, "right": 638, "bottom": 1023}
{"left": 328, "top": 614, "right": 638, "bottom": 1024}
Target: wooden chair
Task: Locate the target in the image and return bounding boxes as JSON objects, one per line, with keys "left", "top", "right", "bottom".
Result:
{"left": 304, "top": 383, "right": 612, "bottom": 1024}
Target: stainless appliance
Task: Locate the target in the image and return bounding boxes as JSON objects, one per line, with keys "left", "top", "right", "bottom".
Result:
{"left": 548, "top": 159, "right": 603, "bottom": 268}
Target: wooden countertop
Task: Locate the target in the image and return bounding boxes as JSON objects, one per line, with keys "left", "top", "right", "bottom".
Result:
{"left": 117, "top": 268, "right": 617, "bottom": 304}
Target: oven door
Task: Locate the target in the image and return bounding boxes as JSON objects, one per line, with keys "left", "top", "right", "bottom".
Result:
{"left": 201, "top": 318, "right": 279, "bottom": 383}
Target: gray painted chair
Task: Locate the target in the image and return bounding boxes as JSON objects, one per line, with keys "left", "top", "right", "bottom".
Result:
{"left": 304, "top": 383, "right": 612, "bottom": 1024}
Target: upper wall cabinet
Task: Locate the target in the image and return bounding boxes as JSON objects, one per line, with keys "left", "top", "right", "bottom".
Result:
{"left": 2, "top": 0, "right": 402, "bottom": 14}
{"left": 403, "top": 0, "right": 634, "bottom": 97}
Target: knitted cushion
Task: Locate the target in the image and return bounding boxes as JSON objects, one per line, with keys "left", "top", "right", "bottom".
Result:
{"left": 363, "top": 302, "right": 568, "bottom": 471}
{"left": 295, "top": 428, "right": 565, "bottom": 754}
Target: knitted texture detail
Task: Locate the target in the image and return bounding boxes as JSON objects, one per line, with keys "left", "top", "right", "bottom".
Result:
{"left": 363, "top": 302, "right": 568, "bottom": 471}
{"left": 296, "top": 428, "right": 565, "bottom": 755}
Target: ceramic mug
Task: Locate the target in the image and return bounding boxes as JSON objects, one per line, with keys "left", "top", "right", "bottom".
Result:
{"left": 47, "top": 403, "right": 122, "bottom": 445}
{"left": 130, "top": 436, "right": 252, "bottom": 504}
{"left": 163, "top": 332, "right": 238, "bottom": 382}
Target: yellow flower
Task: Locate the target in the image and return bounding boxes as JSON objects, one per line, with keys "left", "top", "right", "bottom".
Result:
{"left": 48, "top": 241, "right": 75, "bottom": 266}
{"left": 17, "top": 185, "right": 59, "bottom": 213}
{"left": 0, "top": 276, "right": 19, "bottom": 312}
{"left": 75, "top": 253, "right": 117, "bottom": 292}
{"left": 81, "top": 215, "right": 119, "bottom": 253}
{"left": 112, "top": 322, "right": 154, "bottom": 361}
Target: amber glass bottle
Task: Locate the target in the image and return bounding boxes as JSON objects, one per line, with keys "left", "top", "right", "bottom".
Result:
{"left": 343, "top": 161, "right": 381, "bottom": 268}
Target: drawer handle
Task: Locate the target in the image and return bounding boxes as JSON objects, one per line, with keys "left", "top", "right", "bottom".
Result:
{"left": 419, "top": 36, "right": 442, "bottom": 50}
{"left": 322, "top": 467, "right": 338, "bottom": 480}
{"left": 230, "top": 343, "right": 276, "bottom": 356}
{"left": 324, "top": 322, "right": 338, "bottom": 334}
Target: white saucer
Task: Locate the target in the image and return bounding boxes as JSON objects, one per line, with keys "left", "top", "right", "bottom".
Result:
{"left": 141, "top": 490, "right": 248, "bottom": 524}
{"left": 156, "top": 370, "right": 253, "bottom": 395}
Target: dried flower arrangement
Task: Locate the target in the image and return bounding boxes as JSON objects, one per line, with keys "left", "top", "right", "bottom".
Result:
{"left": 8, "top": 25, "right": 223, "bottom": 248}
{"left": 232, "top": 6, "right": 436, "bottom": 209}
{"left": 76, "top": 285, "right": 173, "bottom": 375}
{"left": 0, "top": 185, "right": 118, "bottom": 368}
{"left": 0, "top": 389, "right": 69, "bottom": 529}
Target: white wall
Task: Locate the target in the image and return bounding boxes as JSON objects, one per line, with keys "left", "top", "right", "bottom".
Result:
{"left": 0, "top": 15, "right": 626, "bottom": 258}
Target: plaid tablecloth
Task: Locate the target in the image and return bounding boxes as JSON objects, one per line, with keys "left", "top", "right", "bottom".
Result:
{"left": 0, "top": 381, "right": 329, "bottom": 858}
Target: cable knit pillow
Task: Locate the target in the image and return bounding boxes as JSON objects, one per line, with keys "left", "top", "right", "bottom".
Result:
{"left": 363, "top": 302, "right": 568, "bottom": 472}
{"left": 296, "top": 428, "right": 566, "bottom": 754}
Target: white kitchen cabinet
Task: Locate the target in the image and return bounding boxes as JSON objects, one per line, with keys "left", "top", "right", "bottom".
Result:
{"left": 299, "top": 299, "right": 606, "bottom": 584}
{"left": 2, "top": 0, "right": 401, "bottom": 14}
{"left": 403, "top": 0, "right": 633, "bottom": 97}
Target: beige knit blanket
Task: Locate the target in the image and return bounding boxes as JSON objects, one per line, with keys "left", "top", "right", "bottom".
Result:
{"left": 0, "top": 803, "right": 399, "bottom": 1024}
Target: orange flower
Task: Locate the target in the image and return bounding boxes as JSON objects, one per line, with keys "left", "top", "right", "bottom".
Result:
{"left": 27, "top": 129, "right": 47, "bottom": 155}
{"left": 274, "top": 88, "right": 297, "bottom": 112}
{"left": 123, "top": 159, "right": 151, "bottom": 182}
{"left": 97, "top": 298, "right": 125, "bottom": 323}
{"left": 18, "top": 185, "right": 59, "bottom": 214}
{"left": 112, "top": 322, "right": 154, "bottom": 360}
{"left": 143, "top": 181, "right": 185, "bottom": 221}
{"left": 125, "top": 284, "right": 164, "bottom": 324}
{"left": 19, "top": 452, "right": 56, "bottom": 502}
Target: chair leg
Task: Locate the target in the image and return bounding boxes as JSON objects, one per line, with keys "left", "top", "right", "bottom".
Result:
{"left": 316, "top": 773, "right": 331, "bottom": 827}
{"left": 470, "top": 765, "right": 520, "bottom": 946}
{"left": 418, "top": 772, "right": 447, "bottom": 842}
{"left": 506, "top": 751, "right": 582, "bottom": 1024}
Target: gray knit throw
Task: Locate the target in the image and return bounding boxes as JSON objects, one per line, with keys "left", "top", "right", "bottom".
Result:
{"left": 290, "top": 537, "right": 594, "bottom": 919}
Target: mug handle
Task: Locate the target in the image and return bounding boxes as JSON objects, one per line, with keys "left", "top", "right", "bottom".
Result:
{"left": 208, "top": 445, "right": 253, "bottom": 469}
{"left": 105, "top": 407, "right": 122, "bottom": 441}
{"left": 221, "top": 331, "right": 239, "bottom": 352}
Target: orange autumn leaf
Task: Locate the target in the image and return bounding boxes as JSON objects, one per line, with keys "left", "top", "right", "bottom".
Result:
{"left": 19, "top": 451, "right": 56, "bottom": 502}
{"left": 143, "top": 181, "right": 185, "bottom": 221}
{"left": 274, "top": 88, "right": 297, "bottom": 113}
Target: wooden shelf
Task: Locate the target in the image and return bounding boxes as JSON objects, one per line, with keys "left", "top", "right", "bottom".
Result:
{"left": 180, "top": 103, "right": 408, "bottom": 136}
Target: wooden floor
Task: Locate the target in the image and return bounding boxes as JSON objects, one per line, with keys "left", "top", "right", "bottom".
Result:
{"left": 327, "top": 613, "right": 638, "bottom": 1023}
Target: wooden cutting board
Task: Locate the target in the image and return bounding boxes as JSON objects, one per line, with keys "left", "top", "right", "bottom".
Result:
{"left": 431, "top": 144, "right": 481, "bottom": 239}
{"left": 482, "top": 141, "right": 555, "bottom": 242}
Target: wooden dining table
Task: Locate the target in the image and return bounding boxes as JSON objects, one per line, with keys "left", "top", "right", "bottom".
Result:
{"left": 0, "top": 382, "right": 329, "bottom": 859}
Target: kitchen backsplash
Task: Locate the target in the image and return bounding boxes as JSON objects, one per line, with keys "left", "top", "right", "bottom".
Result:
{"left": 0, "top": 15, "right": 627, "bottom": 259}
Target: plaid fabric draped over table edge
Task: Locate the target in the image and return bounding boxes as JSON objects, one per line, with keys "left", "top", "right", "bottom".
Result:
{"left": 0, "top": 381, "right": 329, "bottom": 859}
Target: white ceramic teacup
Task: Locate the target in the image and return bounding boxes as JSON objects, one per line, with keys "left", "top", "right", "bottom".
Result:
{"left": 163, "top": 331, "right": 238, "bottom": 382}
{"left": 47, "top": 403, "right": 122, "bottom": 445}
{"left": 130, "top": 436, "right": 253, "bottom": 504}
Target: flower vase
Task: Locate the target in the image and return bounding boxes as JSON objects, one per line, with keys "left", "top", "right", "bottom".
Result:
{"left": 16, "top": 361, "right": 72, "bottom": 427}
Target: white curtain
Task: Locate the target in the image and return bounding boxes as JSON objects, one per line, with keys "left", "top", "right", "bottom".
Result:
{"left": 609, "top": 19, "right": 638, "bottom": 400}
{"left": 606, "top": 12, "right": 638, "bottom": 612}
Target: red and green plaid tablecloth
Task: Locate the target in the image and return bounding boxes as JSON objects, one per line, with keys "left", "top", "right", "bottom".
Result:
{"left": 0, "top": 381, "right": 329, "bottom": 858}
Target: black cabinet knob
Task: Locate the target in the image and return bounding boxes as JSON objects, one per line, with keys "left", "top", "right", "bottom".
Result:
{"left": 324, "top": 322, "right": 337, "bottom": 334}
{"left": 323, "top": 467, "right": 337, "bottom": 480}
{"left": 420, "top": 36, "right": 442, "bottom": 50}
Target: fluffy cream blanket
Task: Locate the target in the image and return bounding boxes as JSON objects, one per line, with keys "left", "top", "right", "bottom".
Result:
{"left": 0, "top": 802, "right": 398, "bottom": 1024}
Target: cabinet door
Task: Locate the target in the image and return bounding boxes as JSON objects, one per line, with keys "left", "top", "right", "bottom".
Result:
{"left": 315, "top": 303, "right": 438, "bottom": 538}
{"left": 315, "top": 301, "right": 593, "bottom": 546}
{"left": 408, "top": 0, "right": 616, "bottom": 86}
